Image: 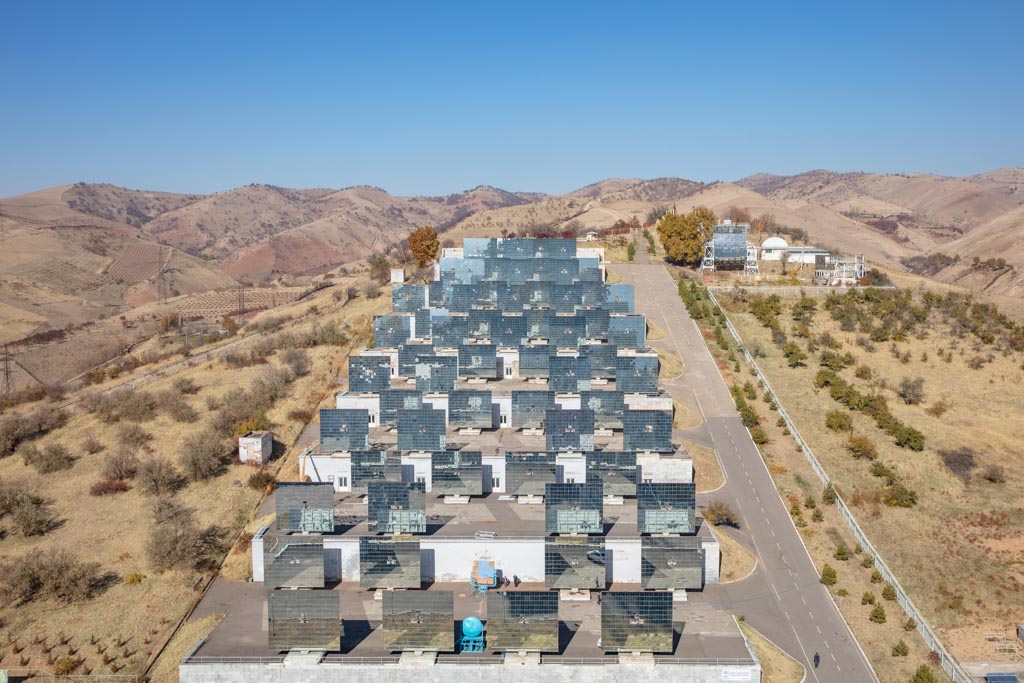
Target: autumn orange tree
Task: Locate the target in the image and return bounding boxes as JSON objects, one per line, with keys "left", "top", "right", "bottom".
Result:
{"left": 408, "top": 225, "right": 440, "bottom": 267}
{"left": 657, "top": 206, "right": 719, "bottom": 264}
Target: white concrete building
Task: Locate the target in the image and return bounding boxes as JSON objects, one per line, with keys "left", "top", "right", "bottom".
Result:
{"left": 238, "top": 430, "right": 272, "bottom": 465}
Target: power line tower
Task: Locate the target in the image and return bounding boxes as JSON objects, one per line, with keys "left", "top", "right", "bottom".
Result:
{"left": 2, "top": 345, "right": 14, "bottom": 398}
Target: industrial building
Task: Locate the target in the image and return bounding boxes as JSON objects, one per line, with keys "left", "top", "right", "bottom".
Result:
{"left": 180, "top": 237, "right": 761, "bottom": 683}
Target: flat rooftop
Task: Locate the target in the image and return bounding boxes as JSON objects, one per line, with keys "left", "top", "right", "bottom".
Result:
{"left": 190, "top": 578, "right": 751, "bottom": 662}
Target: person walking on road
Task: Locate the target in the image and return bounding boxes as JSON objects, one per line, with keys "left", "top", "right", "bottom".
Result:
{"left": 813, "top": 652, "right": 820, "bottom": 669}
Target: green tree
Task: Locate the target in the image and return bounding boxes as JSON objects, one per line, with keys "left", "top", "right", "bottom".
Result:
{"left": 910, "top": 665, "right": 938, "bottom": 683}
{"left": 834, "top": 544, "right": 850, "bottom": 561}
{"left": 658, "top": 207, "right": 718, "bottom": 264}
{"left": 782, "top": 342, "right": 807, "bottom": 367}
{"left": 820, "top": 564, "right": 837, "bottom": 585}
{"left": 891, "top": 640, "right": 909, "bottom": 657}
{"left": 869, "top": 603, "right": 887, "bottom": 623}
{"left": 882, "top": 583, "right": 897, "bottom": 601}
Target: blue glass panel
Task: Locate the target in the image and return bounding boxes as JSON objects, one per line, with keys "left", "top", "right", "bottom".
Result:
{"left": 622, "top": 409, "right": 673, "bottom": 452}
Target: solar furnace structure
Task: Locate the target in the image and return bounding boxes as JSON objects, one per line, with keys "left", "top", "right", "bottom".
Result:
{"left": 545, "top": 483, "right": 604, "bottom": 534}
{"left": 548, "top": 356, "right": 591, "bottom": 393}
{"left": 382, "top": 590, "right": 455, "bottom": 652}
{"left": 414, "top": 356, "right": 457, "bottom": 393}
{"left": 458, "top": 344, "right": 497, "bottom": 379}
{"left": 486, "top": 591, "right": 560, "bottom": 652}
{"left": 511, "top": 391, "right": 554, "bottom": 429}
{"left": 616, "top": 356, "right": 659, "bottom": 394}
{"left": 348, "top": 356, "right": 391, "bottom": 393}
{"left": 711, "top": 222, "right": 749, "bottom": 266}
{"left": 359, "top": 536, "right": 421, "bottom": 589}
{"left": 268, "top": 590, "right": 341, "bottom": 651}
{"left": 544, "top": 537, "right": 606, "bottom": 589}
{"left": 600, "top": 591, "right": 674, "bottom": 653}
{"left": 373, "top": 315, "right": 412, "bottom": 348}
{"left": 378, "top": 390, "right": 423, "bottom": 429}
{"left": 641, "top": 537, "right": 704, "bottom": 590}
{"left": 586, "top": 452, "right": 638, "bottom": 496}
{"left": 264, "top": 537, "right": 325, "bottom": 589}
{"left": 623, "top": 409, "right": 673, "bottom": 453}
{"left": 319, "top": 408, "right": 369, "bottom": 452}
{"left": 546, "top": 408, "right": 595, "bottom": 452}
{"left": 397, "top": 407, "right": 446, "bottom": 452}
{"left": 505, "top": 453, "right": 557, "bottom": 496}
{"left": 349, "top": 451, "right": 402, "bottom": 493}
{"left": 581, "top": 390, "right": 625, "bottom": 429}
{"left": 367, "top": 482, "right": 427, "bottom": 534}
{"left": 276, "top": 483, "right": 335, "bottom": 533}
{"left": 430, "top": 450, "right": 483, "bottom": 496}
{"left": 637, "top": 483, "right": 696, "bottom": 534}
{"left": 448, "top": 391, "right": 492, "bottom": 430}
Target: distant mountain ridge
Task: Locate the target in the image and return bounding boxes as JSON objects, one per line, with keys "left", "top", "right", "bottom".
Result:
{"left": 1, "top": 167, "right": 1022, "bottom": 344}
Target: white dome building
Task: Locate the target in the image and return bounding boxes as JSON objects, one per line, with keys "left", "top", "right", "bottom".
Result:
{"left": 760, "top": 236, "right": 789, "bottom": 261}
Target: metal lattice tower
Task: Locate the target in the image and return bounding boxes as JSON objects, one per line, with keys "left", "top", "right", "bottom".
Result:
{"left": 2, "top": 345, "right": 13, "bottom": 398}
{"left": 700, "top": 241, "right": 716, "bottom": 276}
{"left": 744, "top": 242, "right": 759, "bottom": 278}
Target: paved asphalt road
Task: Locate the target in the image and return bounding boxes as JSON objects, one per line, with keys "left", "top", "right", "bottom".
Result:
{"left": 617, "top": 257, "right": 877, "bottom": 683}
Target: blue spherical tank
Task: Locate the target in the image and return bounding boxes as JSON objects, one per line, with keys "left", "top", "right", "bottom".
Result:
{"left": 462, "top": 616, "right": 484, "bottom": 638}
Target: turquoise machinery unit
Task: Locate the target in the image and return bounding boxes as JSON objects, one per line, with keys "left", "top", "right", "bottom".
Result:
{"left": 470, "top": 559, "right": 498, "bottom": 594}
{"left": 459, "top": 616, "right": 485, "bottom": 652}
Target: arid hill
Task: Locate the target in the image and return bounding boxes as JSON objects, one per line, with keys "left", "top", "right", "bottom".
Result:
{"left": 2, "top": 167, "right": 1023, "bottom": 353}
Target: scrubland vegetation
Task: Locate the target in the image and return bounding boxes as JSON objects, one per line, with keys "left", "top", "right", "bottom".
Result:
{"left": 0, "top": 280, "right": 388, "bottom": 677}
{"left": 690, "top": 278, "right": 1024, "bottom": 672}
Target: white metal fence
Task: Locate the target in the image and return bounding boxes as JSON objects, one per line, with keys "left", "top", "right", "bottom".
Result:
{"left": 706, "top": 289, "right": 972, "bottom": 683}
{"left": 708, "top": 285, "right": 895, "bottom": 297}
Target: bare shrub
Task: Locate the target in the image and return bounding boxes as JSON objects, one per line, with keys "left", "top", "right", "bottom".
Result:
{"left": 94, "top": 389, "right": 157, "bottom": 423}
{"left": 146, "top": 499, "right": 224, "bottom": 572}
{"left": 172, "top": 377, "right": 200, "bottom": 395}
{"left": 0, "top": 405, "right": 66, "bottom": 457}
{"left": 982, "top": 465, "right": 1006, "bottom": 484}
{"left": 21, "top": 443, "right": 76, "bottom": 473}
{"left": 363, "top": 281, "right": 381, "bottom": 299}
{"left": 117, "top": 424, "right": 153, "bottom": 449}
{"left": 90, "top": 479, "right": 129, "bottom": 496}
{"left": 939, "top": 448, "right": 976, "bottom": 484}
{"left": 102, "top": 451, "right": 140, "bottom": 480}
{"left": 280, "top": 347, "right": 310, "bottom": 377}
{"left": 703, "top": 500, "right": 739, "bottom": 527}
{"left": 252, "top": 366, "right": 291, "bottom": 402}
{"left": 83, "top": 435, "right": 105, "bottom": 454}
{"left": 10, "top": 496, "right": 58, "bottom": 536}
{"left": 179, "top": 429, "right": 232, "bottom": 481}
{"left": 897, "top": 377, "right": 926, "bottom": 405}
{"left": 156, "top": 391, "right": 199, "bottom": 423}
{"left": 137, "top": 459, "right": 184, "bottom": 496}
{"left": 0, "top": 548, "right": 107, "bottom": 605}
{"left": 247, "top": 469, "right": 276, "bottom": 491}
{"left": 925, "top": 399, "right": 950, "bottom": 417}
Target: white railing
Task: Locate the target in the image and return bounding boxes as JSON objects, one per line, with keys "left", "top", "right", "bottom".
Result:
{"left": 708, "top": 285, "right": 895, "bottom": 297}
{"left": 706, "top": 289, "right": 972, "bottom": 683}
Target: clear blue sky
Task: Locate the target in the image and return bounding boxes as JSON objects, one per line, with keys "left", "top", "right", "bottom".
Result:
{"left": 1, "top": 1, "right": 1021, "bottom": 197}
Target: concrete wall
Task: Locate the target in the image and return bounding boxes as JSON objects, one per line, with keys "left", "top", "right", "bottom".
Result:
{"left": 401, "top": 453, "right": 432, "bottom": 489}
{"left": 422, "top": 394, "right": 449, "bottom": 424}
{"left": 300, "top": 453, "right": 352, "bottom": 491}
{"left": 483, "top": 454, "right": 506, "bottom": 492}
{"left": 181, "top": 661, "right": 760, "bottom": 683}
{"left": 624, "top": 394, "right": 674, "bottom": 411}
{"left": 421, "top": 538, "right": 545, "bottom": 583}
{"left": 556, "top": 453, "right": 586, "bottom": 484}
{"left": 637, "top": 454, "right": 693, "bottom": 484}
{"left": 606, "top": 538, "right": 642, "bottom": 583}
{"left": 335, "top": 394, "right": 380, "bottom": 427}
